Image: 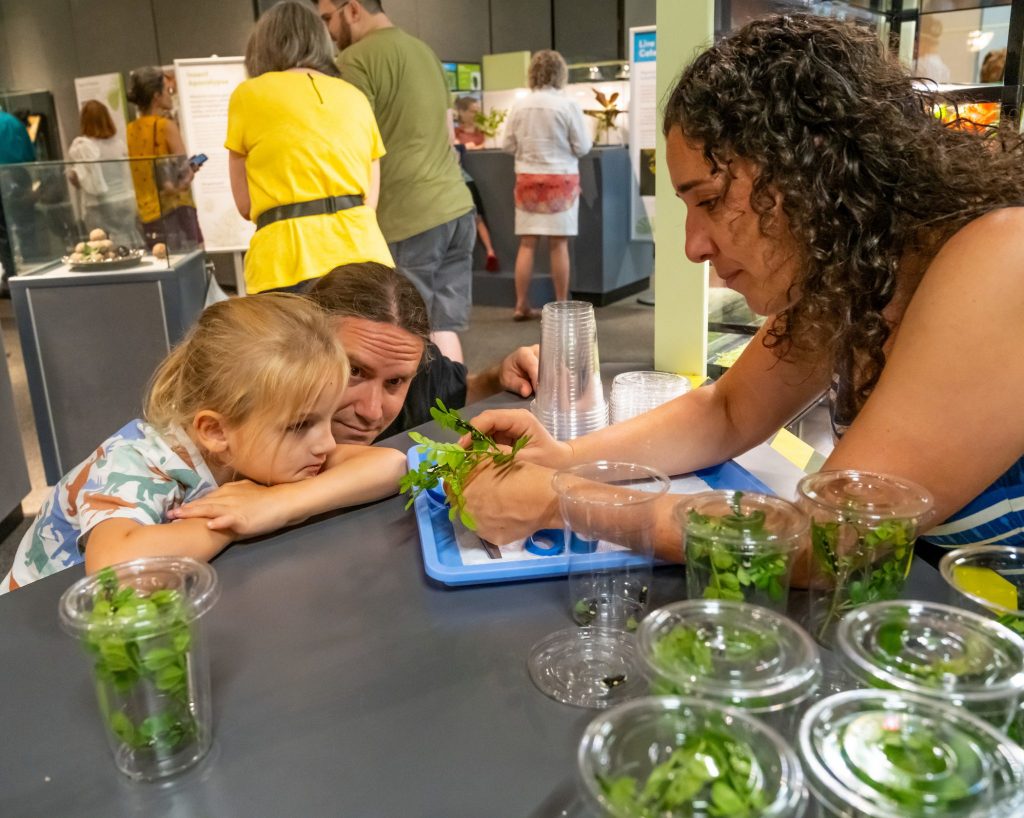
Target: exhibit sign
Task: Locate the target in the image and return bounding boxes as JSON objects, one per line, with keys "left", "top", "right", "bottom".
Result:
{"left": 74, "top": 73, "right": 128, "bottom": 147}
{"left": 174, "top": 57, "right": 254, "bottom": 253}
{"left": 629, "top": 26, "right": 657, "bottom": 242}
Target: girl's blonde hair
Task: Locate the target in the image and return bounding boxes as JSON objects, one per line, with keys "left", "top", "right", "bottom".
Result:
{"left": 145, "top": 294, "right": 347, "bottom": 433}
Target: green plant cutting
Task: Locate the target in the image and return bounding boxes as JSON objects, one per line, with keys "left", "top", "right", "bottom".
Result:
{"left": 473, "top": 107, "right": 507, "bottom": 138}
{"left": 650, "top": 623, "right": 774, "bottom": 690}
{"left": 399, "top": 399, "right": 530, "bottom": 530}
{"left": 869, "top": 615, "right": 994, "bottom": 684}
{"left": 85, "top": 568, "right": 196, "bottom": 754}
{"left": 686, "top": 492, "right": 789, "bottom": 604}
{"left": 811, "top": 517, "right": 915, "bottom": 640}
{"left": 837, "top": 715, "right": 977, "bottom": 809}
{"left": 598, "top": 721, "right": 768, "bottom": 817}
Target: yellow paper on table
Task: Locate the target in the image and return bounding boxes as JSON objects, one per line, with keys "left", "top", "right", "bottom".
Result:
{"left": 952, "top": 565, "right": 1019, "bottom": 611}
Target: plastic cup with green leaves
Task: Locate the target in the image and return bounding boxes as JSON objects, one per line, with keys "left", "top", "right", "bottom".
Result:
{"left": 796, "top": 470, "right": 933, "bottom": 647}
{"left": 58, "top": 556, "right": 220, "bottom": 781}
{"left": 636, "top": 600, "right": 821, "bottom": 735}
{"left": 578, "top": 696, "right": 806, "bottom": 818}
{"left": 799, "top": 689, "right": 1024, "bottom": 818}
{"left": 679, "top": 490, "right": 807, "bottom": 613}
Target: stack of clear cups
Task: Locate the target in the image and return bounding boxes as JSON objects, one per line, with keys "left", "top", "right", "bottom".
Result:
{"left": 609, "top": 370, "right": 691, "bottom": 424}
{"left": 532, "top": 300, "right": 608, "bottom": 441}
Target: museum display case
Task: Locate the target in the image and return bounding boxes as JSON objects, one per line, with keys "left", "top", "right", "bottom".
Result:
{"left": 0, "top": 156, "right": 208, "bottom": 484}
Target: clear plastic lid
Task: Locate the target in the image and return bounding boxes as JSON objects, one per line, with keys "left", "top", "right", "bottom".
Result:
{"left": 837, "top": 601, "right": 1024, "bottom": 704}
{"left": 800, "top": 690, "right": 1024, "bottom": 818}
{"left": 59, "top": 556, "right": 220, "bottom": 638}
{"left": 637, "top": 600, "right": 821, "bottom": 712}
{"left": 579, "top": 696, "right": 806, "bottom": 818}
{"left": 797, "top": 470, "right": 933, "bottom": 524}
{"left": 677, "top": 490, "right": 808, "bottom": 550}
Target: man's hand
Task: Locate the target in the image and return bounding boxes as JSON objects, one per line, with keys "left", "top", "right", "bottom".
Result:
{"left": 465, "top": 344, "right": 540, "bottom": 403}
{"left": 498, "top": 344, "right": 539, "bottom": 397}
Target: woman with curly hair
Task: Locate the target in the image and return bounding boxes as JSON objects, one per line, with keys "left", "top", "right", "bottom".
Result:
{"left": 456, "top": 14, "right": 1024, "bottom": 560}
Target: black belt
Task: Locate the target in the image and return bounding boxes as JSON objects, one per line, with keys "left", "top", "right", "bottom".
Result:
{"left": 256, "top": 194, "right": 364, "bottom": 231}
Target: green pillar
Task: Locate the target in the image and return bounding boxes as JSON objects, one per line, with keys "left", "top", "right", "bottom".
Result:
{"left": 653, "top": 0, "right": 714, "bottom": 377}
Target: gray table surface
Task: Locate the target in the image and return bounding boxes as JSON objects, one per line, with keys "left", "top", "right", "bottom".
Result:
{"left": 0, "top": 383, "right": 949, "bottom": 817}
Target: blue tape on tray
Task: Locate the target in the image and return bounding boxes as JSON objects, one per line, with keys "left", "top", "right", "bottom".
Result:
{"left": 406, "top": 446, "right": 774, "bottom": 587}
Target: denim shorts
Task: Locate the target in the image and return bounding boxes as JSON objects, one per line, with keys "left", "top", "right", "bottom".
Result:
{"left": 388, "top": 210, "right": 475, "bottom": 332}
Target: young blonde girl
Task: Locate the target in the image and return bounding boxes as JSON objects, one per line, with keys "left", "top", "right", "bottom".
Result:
{"left": 1, "top": 294, "right": 405, "bottom": 592}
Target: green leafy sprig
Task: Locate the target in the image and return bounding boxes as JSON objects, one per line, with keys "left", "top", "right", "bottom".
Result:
{"left": 812, "top": 518, "right": 915, "bottom": 641}
{"left": 651, "top": 623, "right": 774, "bottom": 689}
{"left": 399, "top": 399, "right": 529, "bottom": 530}
{"left": 84, "top": 568, "right": 196, "bottom": 753}
{"left": 686, "top": 491, "right": 789, "bottom": 605}
{"left": 598, "top": 722, "right": 767, "bottom": 818}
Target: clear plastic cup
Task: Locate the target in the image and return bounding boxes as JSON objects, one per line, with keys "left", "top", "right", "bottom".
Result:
{"left": 799, "top": 689, "right": 1024, "bottom": 818}
{"left": 609, "top": 370, "right": 691, "bottom": 424}
{"left": 526, "top": 462, "right": 669, "bottom": 710}
{"left": 636, "top": 600, "right": 821, "bottom": 735}
{"left": 796, "top": 470, "right": 933, "bottom": 647}
{"left": 837, "top": 600, "right": 1024, "bottom": 733}
{"left": 59, "top": 556, "right": 220, "bottom": 781}
{"left": 554, "top": 461, "right": 670, "bottom": 632}
{"left": 577, "top": 696, "right": 806, "bottom": 818}
{"left": 535, "top": 300, "right": 608, "bottom": 440}
{"left": 679, "top": 490, "right": 808, "bottom": 613}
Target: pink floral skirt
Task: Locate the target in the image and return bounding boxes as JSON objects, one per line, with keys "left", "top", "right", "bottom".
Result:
{"left": 514, "top": 173, "right": 581, "bottom": 236}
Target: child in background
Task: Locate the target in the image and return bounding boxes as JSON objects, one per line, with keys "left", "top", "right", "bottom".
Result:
{"left": 1, "top": 294, "right": 405, "bottom": 592}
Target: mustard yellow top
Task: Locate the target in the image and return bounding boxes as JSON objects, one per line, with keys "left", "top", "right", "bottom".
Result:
{"left": 126, "top": 115, "right": 196, "bottom": 223}
{"left": 226, "top": 71, "right": 393, "bottom": 293}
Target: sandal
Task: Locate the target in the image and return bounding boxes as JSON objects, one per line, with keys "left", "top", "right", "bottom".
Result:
{"left": 513, "top": 309, "right": 540, "bottom": 322}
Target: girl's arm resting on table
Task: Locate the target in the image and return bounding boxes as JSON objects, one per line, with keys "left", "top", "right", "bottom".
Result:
{"left": 168, "top": 445, "right": 407, "bottom": 537}
{"left": 822, "top": 210, "right": 1024, "bottom": 527}
{"left": 83, "top": 518, "right": 235, "bottom": 574}
{"left": 228, "top": 150, "right": 250, "bottom": 220}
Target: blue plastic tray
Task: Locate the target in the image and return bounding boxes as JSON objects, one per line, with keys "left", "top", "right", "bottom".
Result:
{"left": 408, "top": 447, "right": 774, "bottom": 587}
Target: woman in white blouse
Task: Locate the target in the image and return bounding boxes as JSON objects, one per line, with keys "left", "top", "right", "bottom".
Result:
{"left": 67, "top": 101, "right": 141, "bottom": 244}
{"left": 503, "top": 50, "right": 592, "bottom": 320}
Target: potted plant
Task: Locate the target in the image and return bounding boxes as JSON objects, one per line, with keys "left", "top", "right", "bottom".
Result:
{"left": 473, "top": 108, "right": 508, "bottom": 149}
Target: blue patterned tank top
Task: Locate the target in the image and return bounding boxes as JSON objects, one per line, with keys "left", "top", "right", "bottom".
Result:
{"left": 828, "top": 372, "right": 1024, "bottom": 547}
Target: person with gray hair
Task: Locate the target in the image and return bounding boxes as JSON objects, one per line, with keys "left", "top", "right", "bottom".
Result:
{"left": 317, "top": 0, "right": 475, "bottom": 364}
{"left": 226, "top": 0, "right": 392, "bottom": 294}
{"left": 503, "top": 49, "right": 591, "bottom": 320}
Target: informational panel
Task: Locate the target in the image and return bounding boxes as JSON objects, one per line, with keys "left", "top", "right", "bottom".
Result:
{"left": 629, "top": 26, "right": 657, "bottom": 242}
{"left": 73, "top": 73, "right": 128, "bottom": 148}
{"left": 174, "top": 56, "right": 254, "bottom": 252}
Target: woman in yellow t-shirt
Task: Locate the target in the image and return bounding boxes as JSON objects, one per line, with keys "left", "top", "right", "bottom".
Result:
{"left": 126, "top": 66, "right": 204, "bottom": 252}
{"left": 227, "top": 1, "right": 393, "bottom": 294}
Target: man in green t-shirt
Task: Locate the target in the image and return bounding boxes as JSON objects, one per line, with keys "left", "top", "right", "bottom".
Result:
{"left": 317, "top": 0, "right": 475, "bottom": 363}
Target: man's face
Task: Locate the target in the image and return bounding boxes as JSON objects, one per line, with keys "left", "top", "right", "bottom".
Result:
{"left": 332, "top": 317, "right": 425, "bottom": 444}
{"left": 317, "top": 0, "right": 353, "bottom": 50}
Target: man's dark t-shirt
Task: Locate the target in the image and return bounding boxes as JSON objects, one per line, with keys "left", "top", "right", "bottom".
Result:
{"left": 378, "top": 342, "right": 467, "bottom": 440}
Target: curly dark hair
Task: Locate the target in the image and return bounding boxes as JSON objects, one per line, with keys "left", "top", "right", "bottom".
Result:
{"left": 664, "top": 14, "right": 1024, "bottom": 417}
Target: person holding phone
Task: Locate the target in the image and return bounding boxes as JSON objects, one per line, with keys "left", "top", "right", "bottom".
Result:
{"left": 125, "top": 66, "right": 204, "bottom": 252}
{"left": 227, "top": 2, "right": 392, "bottom": 294}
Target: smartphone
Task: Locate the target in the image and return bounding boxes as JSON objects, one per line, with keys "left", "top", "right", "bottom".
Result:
{"left": 188, "top": 153, "right": 208, "bottom": 169}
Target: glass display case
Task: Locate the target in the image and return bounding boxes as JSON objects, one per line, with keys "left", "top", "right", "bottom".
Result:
{"left": 0, "top": 155, "right": 201, "bottom": 278}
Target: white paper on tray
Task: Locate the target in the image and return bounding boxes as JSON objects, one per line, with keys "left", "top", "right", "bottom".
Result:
{"left": 451, "top": 472, "right": 716, "bottom": 566}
